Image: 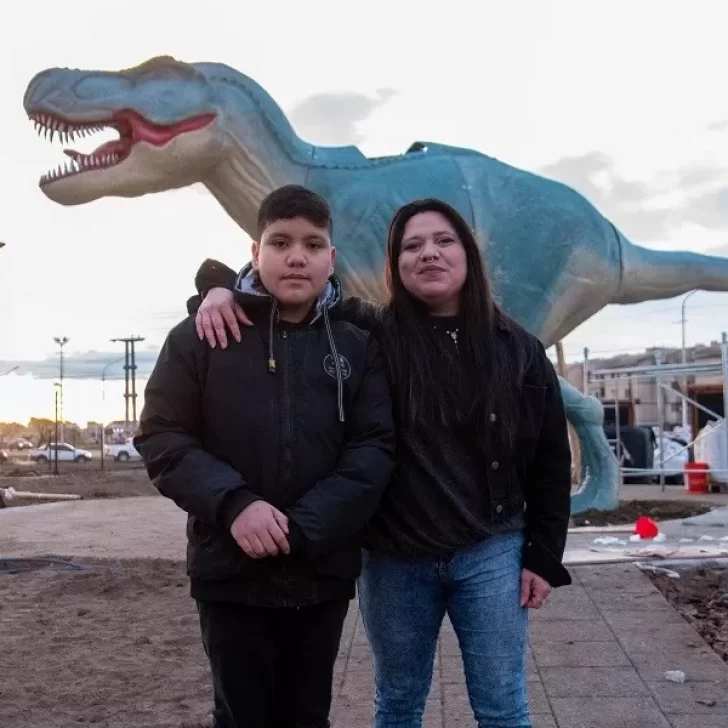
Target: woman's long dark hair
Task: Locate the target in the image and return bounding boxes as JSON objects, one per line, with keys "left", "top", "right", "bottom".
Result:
{"left": 383, "top": 198, "right": 534, "bottom": 454}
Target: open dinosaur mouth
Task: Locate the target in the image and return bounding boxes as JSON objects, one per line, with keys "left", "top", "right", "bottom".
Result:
{"left": 28, "top": 109, "right": 216, "bottom": 186}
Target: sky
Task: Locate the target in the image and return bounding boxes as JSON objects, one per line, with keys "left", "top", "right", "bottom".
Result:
{"left": 1, "top": 0, "right": 728, "bottom": 425}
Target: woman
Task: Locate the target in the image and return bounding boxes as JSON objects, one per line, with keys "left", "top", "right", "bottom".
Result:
{"left": 190, "top": 198, "right": 572, "bottom": 728}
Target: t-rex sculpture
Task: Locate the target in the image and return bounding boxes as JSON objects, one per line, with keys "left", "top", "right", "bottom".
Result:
{"left": 23, "top": 56, "right": 728, "bottom": 512}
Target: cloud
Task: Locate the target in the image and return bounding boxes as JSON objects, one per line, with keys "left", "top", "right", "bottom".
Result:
{"left": 0, "top": 348, "right": 161, "bottom": 381}
{"left": 539, "top": 152, "right": 728, "bottom": 241}
{"left": 288, "top": 88, "right": 398, "bottom": 146}
{"left": 707, "top": 119, "right": 728, "bottom": 132}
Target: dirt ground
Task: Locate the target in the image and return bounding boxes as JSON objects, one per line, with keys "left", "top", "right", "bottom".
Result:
{"left": 0, "top": 558, "right": 213, "bottom": 728}
{"left": 0, "top": 468, "right": 157, "bottom": 507}
{"left": 649, "top": 564, "right": 728, "bottom": 664}
{"left": 570, "top": 498, "right": 713, "bottom": 527}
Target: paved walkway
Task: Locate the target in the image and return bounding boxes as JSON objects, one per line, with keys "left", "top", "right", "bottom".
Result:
{"left": 331, "top": 563, "right": 728, "bottom": 728}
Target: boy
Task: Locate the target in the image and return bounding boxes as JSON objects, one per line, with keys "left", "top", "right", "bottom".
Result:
{"left": 135, "top": 185, "right": 396, "bottom": 728}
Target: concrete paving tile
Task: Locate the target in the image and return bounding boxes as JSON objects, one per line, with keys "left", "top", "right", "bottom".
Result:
{"left": 600, "top": 608, "right": 686, "bottom": 631}
{"left": 339, "top": 669, "right": 374, "bottom": 702}
{"left": 573, "top": 564, "right": 647, "bottom": 589}
{"left": 667, "top": 717, "right": 728, "bottom": 728}
{"left": 442, "top": 681, "right": 469, "bottom": 703}
{"left": 630, "top": 652, "right": 728, "bottom": 683}
{"left": 540, "top": 666, "right": 649, "bottom": 698}
{"left": 596, "top": 590, "right": 678, "bottom": 612}
{"left": 531, "top": 714, "right": 558, "bottom": 728}
{"left": 347, "top": 643, "right": 374, "bottom": 672}
{"left": 331, "top": 700, "right": 372, "bottom": 727}
{"left": 526, "top": 649, "right": 540, "bottom": 681}
{"left": 527, "top": 680, "right": 551, "bottom": 714}
{"left": 646, "top": 679, "right": 728, "bottom": 714}
{"left": 531, "top": 640, "right": 631, "bottom": 668}
{"left": 616, "top": 625, "right": 715, "bottom": 657}
{"left": 441, "top": 656, "right": 466, "bottom": 685}
{"left": 352, "top": 624, "right": 370, "bottom": 646}
{"left": 439, "top": 630, "right": 461, "bottom": 656}
{"left": 530, "top": 600, "right": 602, "bottom": 621}
{"left": 545, "top": 585, "right": 591, "bottom": 604}
{"left": 550, "top": 696, "right": 671, "bottom": 727}
{"left": 529, "top": 619, "right": 614, "bottom": 643}
{"left": 442, "top": 696, "right": 476, "bottom": 728}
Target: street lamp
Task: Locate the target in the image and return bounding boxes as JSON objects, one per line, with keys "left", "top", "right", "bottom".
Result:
{"left": 53, "top": 336, "right": 69, "bottom": 442}
{"left": 680, "top": 291, "right": 698, "bottom": 431}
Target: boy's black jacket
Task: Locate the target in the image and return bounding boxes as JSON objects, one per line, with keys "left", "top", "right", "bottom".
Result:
{"left": 135, "top": 269, "right": 396, "bottom": 608}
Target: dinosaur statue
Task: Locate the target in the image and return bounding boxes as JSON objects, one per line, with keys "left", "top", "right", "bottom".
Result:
{"left": 23, "top": 56, "right": 728, "bottom": 512}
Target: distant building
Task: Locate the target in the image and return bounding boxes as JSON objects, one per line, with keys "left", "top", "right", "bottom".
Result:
{"left": 105, "top": 420, "right": 138, "bottom": 443}
{"left": 82, "top": 422, "right": 104, "bottom": 444}
{"left": 564, "top": 342, "right": 724, "bottom": 433}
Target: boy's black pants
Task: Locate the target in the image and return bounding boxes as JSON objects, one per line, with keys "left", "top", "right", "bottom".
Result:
{"left": 197, "top": 598, "right": 350, "bottom": 728}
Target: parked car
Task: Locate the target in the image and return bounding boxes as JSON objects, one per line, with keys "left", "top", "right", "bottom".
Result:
{"left": 104, "top": 438, "right": 141, "bottom": 462}
{"left": 29, "top": 443, "right": 93, "bottom": 464}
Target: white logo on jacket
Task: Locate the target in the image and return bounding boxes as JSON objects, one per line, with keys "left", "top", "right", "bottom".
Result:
{"left": 323, "top": 354, "right": 352, "bottom": 381}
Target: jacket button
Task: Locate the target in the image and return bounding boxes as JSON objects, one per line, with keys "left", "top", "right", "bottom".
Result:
{"left": 491, "top": 461, "right": 500, "bottom": 470}
{"left": 489, "top": 412, "right": 497, "bottom": 422}
{"left": 495, "top": 505, "right": 503, "bottom": 514}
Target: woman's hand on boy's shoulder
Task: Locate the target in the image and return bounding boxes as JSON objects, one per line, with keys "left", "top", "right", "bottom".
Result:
{"left": 196, "top": 287, "right": 254, "bottom": 349}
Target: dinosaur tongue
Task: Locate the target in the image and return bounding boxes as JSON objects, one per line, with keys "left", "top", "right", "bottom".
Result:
{"left": 64, "top": 138, "right": 132, "bottom": 162}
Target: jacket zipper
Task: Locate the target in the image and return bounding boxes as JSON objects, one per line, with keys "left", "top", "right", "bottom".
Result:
{"left": 281, "top": 330, "right": 294, "bottom": 492}
{"left": 281, "top": 329, "right": 293, "bottom": 588}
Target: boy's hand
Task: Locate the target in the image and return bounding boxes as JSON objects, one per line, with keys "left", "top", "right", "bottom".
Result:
{"left": 195, "top": 287, "right": 253, "bottom": 349}
{"left": 230, "top": 500, "right": 290, "bottom": 558}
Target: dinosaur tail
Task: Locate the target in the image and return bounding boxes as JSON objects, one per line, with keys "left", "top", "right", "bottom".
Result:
{"left": 613, "top": 236, "right": 728, "bottom": 304}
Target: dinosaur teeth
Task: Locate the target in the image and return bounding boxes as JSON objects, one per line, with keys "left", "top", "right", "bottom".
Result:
{"left": 39, "top": 149, "right": 123, "bottom": 185}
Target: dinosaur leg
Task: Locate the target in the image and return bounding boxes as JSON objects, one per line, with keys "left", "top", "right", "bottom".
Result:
{"left": 559, "top": 377, "right": 620, "bottom": 514}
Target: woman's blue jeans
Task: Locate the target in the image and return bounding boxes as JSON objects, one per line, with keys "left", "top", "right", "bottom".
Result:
{"left": 358, "top": 530, "right": 531, "bottom": 728}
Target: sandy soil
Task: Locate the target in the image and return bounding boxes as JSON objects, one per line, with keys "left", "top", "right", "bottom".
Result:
{"left": 0, "top": 468, "right": 157, "bottom": 508}
{"left": 0, "top": 496, "right": 185, "bottom": 560}
{"left": 0, "top": 558, "right": 213, "bottom": 728}
{"left": 571, "top": 499, "right": 713, "bottom": 527}
{"left": 649, "top": 564, "right": 728, "bottom": 664}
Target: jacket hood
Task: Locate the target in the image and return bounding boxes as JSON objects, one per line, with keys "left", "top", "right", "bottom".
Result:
{"left": 233, "top": 263, "right": 342, "bottom": 324}
{"left": 233, "top": 263, "right": 347, "bottom": 423}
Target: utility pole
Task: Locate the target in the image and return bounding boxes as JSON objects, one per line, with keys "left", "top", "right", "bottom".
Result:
{"left": 53, "top": 384, "right": 60, "bottom": 475}
{"left": 100, "top": 357, "right": 126, "bottom": 471}
{"left": 53, "top": 336, "right": 69, "bottom": 442}
{"left": 110, "top": 336, "right": 145, "bottom": 428}
{"left": 680, "top": 291, "right": 697, "bottom": 432}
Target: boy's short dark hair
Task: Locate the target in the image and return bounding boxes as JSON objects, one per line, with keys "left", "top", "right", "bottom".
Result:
{"left": 256, "top": 185, "right": 333, "bottom": 240}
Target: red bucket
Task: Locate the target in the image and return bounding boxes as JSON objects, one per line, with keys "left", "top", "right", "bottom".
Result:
{"left": 684, "top": 462, "right": 710, "bottom": 494}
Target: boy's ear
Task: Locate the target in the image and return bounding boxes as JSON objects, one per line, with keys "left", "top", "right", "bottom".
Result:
{"left": 251, "top": 241, "right": 261, "bottom": 269}
{"left": 329, "top": 246, "right": 336, "bottom": 274}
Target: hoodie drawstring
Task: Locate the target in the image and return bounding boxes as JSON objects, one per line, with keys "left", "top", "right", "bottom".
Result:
{"left": 323, "top": 308, "right": 346, "bottom": 423}
{"left": 267, "top": 300, "right": 278, "bottom": 374}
